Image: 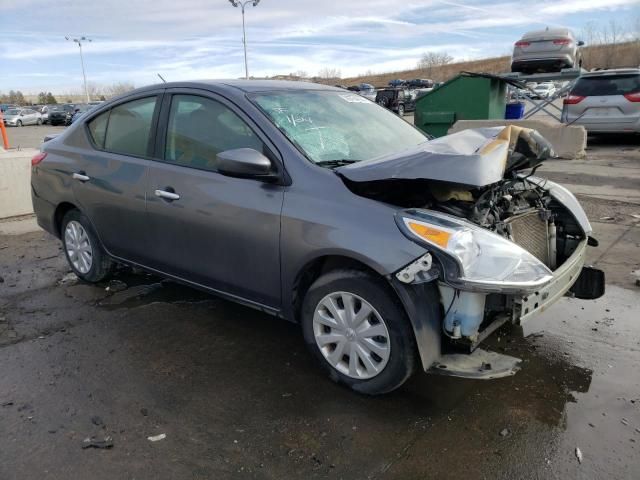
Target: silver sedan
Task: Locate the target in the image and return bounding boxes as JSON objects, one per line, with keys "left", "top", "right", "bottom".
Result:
{"left": 2, "top": 107, "right": 43, "bottom": 126}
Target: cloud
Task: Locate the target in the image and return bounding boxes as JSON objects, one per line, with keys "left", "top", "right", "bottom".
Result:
{"left": 0, "top": 0, "right": 637, "bottom": 93}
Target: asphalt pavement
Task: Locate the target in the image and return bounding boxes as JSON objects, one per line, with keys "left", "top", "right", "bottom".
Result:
{"left": 0, "top": 126, "right": 639, "bottom": 479}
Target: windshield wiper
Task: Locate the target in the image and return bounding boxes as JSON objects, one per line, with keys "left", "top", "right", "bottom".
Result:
{"left": 315, "top": 159, "right": 359, "bottom": 168}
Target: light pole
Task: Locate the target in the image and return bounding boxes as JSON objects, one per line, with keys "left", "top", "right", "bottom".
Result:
{"left": 228, "top": 0, "right": 261, "bottom": 79}
{"left": 65, "top": 36, "right": 92, "bottom": 103}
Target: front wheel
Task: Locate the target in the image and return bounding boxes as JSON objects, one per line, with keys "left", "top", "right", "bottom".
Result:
{"left": 37, "top": 118, "right": 42, "bottom": 125}
{"left": 301, "top": 269, "right": 418, "bottom": 395}
{"left": 16, "top": 120, "right": 22, "bottom": 127}
{"left": 61, "top": 209, "right": 113, "bottom": 283}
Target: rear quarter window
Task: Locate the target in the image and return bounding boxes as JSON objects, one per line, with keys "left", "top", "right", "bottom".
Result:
{"left": 103, "top": 97, "right": 158, "bottom": 157}
{"left": 572, "top": 74, "right": 640, "bottom": 96}
{"left": 87, "top": 110, "right": 109, "bottom": 148}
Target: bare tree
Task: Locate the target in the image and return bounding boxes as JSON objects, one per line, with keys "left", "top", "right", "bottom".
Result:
{"left": 103, "top": 82, "right": 135, "bottom": 98}
{"left": 317, "top": 67, "right": 341, "bottom": 80}
{"left": 417, "top": 51, "right": 454, "bottom": 78}
{"left": 85, "top": 82, "right": 103, "bottom": 101}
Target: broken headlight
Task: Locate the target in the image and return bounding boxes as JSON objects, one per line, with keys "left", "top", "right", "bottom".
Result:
{"left": 396, "top": 210, "right": 553, "bottom": 292}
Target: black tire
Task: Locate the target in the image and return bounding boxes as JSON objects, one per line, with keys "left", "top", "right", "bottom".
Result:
{"left": 16, "top": 120, "right": 22, "bottom": 127}
{"left": 397, "top": 104, "right": 405, "bottom": 116}
{"left": 301, "top": 269, "right": 418, "bottom": 395}
{"left": 60, "top": 209, "right": 113, "bottom": 283}
{"left": 37, "top": 118, "right": 42, "bottom": 125}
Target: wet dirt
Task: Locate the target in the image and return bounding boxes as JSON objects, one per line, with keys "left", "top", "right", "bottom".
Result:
{"left": 1, "top": 225, "right": 638, "bottom": 479}
{"left": 1, "top": 139, "right": 639, "bottom": 479}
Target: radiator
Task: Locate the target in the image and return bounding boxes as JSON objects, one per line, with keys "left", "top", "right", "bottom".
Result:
{"left": 506, "top": 210, "right": 550, "bottom": 266}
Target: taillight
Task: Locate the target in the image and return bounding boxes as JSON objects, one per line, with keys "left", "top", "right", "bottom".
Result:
{"left": 553, "top": 38, "right": 571, "bottom": 45}
{"left": 623, "top": 92, "right": 640, "bottom": 102}
{"left": 563, "top": 95, "right": 585, "bottom": 105}
{"left": 515, "top": 41, "right": 530, "bottom": 47}
{"left": 31, "top": 152, "right": 47, "bottom": 166}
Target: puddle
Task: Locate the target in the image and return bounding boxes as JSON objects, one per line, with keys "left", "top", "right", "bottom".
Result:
{"left": 95, "top": 267, "right": 214, "bottom": 310}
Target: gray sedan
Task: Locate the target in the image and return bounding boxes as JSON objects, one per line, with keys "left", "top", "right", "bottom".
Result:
{"left": 30, "top": 80, "right": 603, "bottom": 394}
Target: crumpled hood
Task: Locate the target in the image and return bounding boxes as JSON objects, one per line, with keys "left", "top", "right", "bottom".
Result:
{"left": 337, "top": 126, "right": 553, "bottom": 188}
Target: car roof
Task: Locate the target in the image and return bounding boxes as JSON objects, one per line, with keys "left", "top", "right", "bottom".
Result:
{"left": 133, "top": 79, "right": 343, "bottom": 95}
{"left": 581, "top": 68, "right": 640, "bottom": 77}
{"left": 521, "top": 27, "right": 572, "bottom": 39}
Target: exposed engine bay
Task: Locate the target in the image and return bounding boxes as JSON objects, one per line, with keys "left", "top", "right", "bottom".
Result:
{"left": 337, "top": 126, "right": 593, "bottom": 353}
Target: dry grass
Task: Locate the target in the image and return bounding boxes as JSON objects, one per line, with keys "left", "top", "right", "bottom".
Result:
{"left": 333, "top": 41, "right": 640, "bottom": 88}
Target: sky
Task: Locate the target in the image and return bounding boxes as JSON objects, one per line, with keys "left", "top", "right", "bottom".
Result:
{"left": 1, "top": 0, "right": 638, "bottom": 95}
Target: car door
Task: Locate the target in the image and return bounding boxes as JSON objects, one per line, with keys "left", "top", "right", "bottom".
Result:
{"left": 144, "top": 90, "right": 284, "bottom": 308}
{"left": 71, "top": 93, "right": 162, "bottom": 264}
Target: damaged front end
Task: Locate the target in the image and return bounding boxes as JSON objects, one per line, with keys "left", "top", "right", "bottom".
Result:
{"left": 339, "top": 126, "right": 605, "bottom": 378}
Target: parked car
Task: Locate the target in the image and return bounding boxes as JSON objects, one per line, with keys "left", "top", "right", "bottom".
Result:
{"left": 40, "top": 105, "right": 58, "bottom": 124}
{"left": 2, "top": 107, "right": 42, "bottom": 126}
{"left": 511, "top": 27, "right": 584, "bottom": 74}
{"left": 388, "top": 79, "right": 406, "bottom": 87}
{"left": 70, "top": 104, "right": 95, "bottom": 124}
{"left": 31, "top": 80, "right": 603, "bottom": 394}
{"left": 531, "top": 82, "right": 557, "bottom": 99}
{"left": 356, "top": 83, "right": 376, "bottom": 101}
{"left": 407, "top": 79, "right": 433, "bottom": 88}
{"left": 375, "top": 88, "right": 415, "bottom": 116}
{"left": 48, "top": 104, "right": 75, "bottom": 126}
{"left": 0, "top": 103, "right": 18, "bottom": 113}
{"left": 561, "top": 68, "right": 640, "bottom": 133}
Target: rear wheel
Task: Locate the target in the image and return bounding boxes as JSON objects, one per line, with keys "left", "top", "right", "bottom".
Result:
{"left": 16, "top": 120, "right": 22, "bottom": 127}
{"left": 301, "top": 269, "right": 417, "bottom": 395}
{"left": 61, "top": 209, "right": 113, "bottom": 283}
{"left": 37, "top": 118, "right": 42, "bottom": 125}
{"left": 397, "top": 104, "right": 405, "bottom": 116}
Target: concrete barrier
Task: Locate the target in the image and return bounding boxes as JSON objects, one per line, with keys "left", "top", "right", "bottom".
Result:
{"left": 0, "top": 148, "right": 38, "bottom": 219}
{"left": 448, "top": 119, "right": 587, "bottom": 159}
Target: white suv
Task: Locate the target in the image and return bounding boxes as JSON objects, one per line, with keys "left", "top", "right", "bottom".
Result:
{"left": 562, "top": 68, "right": 640, "bottom": 133}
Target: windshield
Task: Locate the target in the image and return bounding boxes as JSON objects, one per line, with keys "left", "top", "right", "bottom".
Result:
{"left": 5, "top": 109, "right": 20, "bottom": 115}
{"left": 572, "top": 74, "right": 640, "bottom": 96}
{"left": 252, "top": 91, "right": 428, "bottom": 164}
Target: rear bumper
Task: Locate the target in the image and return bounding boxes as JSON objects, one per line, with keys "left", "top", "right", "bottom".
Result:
{"left": 567, "top": 120, "right": 640, "bottom": 133}
{"left": 31, "top": 186, "right": 58, "bottom": 237}
{"left": 512, "top": 56, "right": 573, "bottom": 72}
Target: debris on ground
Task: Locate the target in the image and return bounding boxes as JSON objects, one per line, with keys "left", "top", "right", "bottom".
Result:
{"left": 147, "top": 433, "right": 166, "bottom": 442}
{"left": 58, "top": 272, "right": 78, "bottom": 285}
{"left": 82, "top": 436, "right": 114, "bottom": 449}
{"left": 91, "top": 415, "right": 104, "bottom": 426}
{"left": 105, "top": 280, "right": 128, "bottom": 293}
{"left": 599, "top": 216, "right": 615, "bottom": 221}
{"left": 500, "top": 428, "right": 509, "bottom": 437}
{"left": 621, "top": 418, "right": 629, "bottom": 426}
{"left": 0, "top": 275, "right": 4, "bottom": 283}
{"left": 140, "top": 408, "right": 148, "bottom": 416}
{"left": 576, "top": 447, "right": 583, "bottom": 464}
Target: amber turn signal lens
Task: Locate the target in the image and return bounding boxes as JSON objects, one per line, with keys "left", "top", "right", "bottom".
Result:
{"left": 406, "top": 221, "right": 451, "bottom": 248}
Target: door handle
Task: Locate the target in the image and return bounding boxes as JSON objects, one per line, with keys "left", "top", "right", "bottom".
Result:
{"left": 72, "top": 172, "right": 90, "bottom": 182}
{"left": 155, "top": 189, "right": 180, "bottom": 201}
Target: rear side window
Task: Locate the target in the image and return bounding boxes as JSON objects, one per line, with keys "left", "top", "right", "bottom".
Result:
{"left": 103, "top": 97, "right": 157, "bottom": 157}
{"left": 572, "top": 74, "right": 640, "bottom": 96}
{"left": 88, "top": 110, "right": 109, "bottom": 148}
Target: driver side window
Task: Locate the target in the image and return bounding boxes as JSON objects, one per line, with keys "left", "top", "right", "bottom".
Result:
{"left": 164, "top": 94, "right": 264, "bottom": 172}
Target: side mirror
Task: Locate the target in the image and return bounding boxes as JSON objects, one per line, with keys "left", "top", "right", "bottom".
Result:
{"left": 216, "top": 148, "right": 274, "bottom": 179}
{"left": 577, "top": 40, "right": 585, "bottom": 47}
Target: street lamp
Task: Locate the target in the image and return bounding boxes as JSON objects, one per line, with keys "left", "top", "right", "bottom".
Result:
{"left": 228, "top": 0, "right": 261, "bottom": 79}
{"left": 65, "top": 36, "right": 92, "bottom": 103}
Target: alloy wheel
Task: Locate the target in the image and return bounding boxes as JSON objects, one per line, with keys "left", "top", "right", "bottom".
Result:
{"left": 313, "top": 291, "right": 390, "bottom": 379}
{"left": 64, "top": 220, "right": 93, "bottom": 274}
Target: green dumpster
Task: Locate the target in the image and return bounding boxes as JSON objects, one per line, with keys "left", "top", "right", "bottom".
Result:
{"left": 414, "top": 73, "right": 507, "bottom": 137}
